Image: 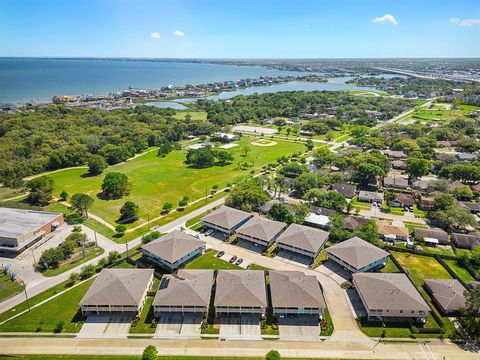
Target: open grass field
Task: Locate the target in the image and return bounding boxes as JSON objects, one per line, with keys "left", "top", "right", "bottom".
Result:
{"left": 0, "top": 272, "right": 24, "bottom": 302}
{"left": 0, "top": 278, "right": 94, "bottom": 333}
{"left": 443, "top": 259, "right": 476, "bottom": 283}
{"left": 185, "top": 250, "right": 242, "bottom": 270}
{"left": 391, "top": 252, "right": 452, "bottom": 286}
{"left": 0, "top": 186, "right": 26, "bottom": 201}
{"left": 172, "top": 110, "right": 208, "bottom": 121}
{"left": 46, "top": 136, "right": 304, "bottom": 226}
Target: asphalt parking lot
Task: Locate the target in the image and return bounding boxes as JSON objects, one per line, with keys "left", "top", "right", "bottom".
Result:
{"left": 217, "top": 251, "right": 250, "bottom": 269}
{"left": 278, "top": 314, "right": 319, "bottom": 341}
{"left": 219, "top": 314, "right": 261, "bottom": 340}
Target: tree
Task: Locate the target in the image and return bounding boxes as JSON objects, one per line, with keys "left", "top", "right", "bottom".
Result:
{"left": 27, "top": 176, "right": 54, "bottom": 206}
{"left": 294, "top": 173, "right": 318, "bottom": 196}
{"left": 59, "top": 190, "right": 69, "bottom": 201}
{"left": 355, "top": 220, "right": 379, "bottom": 245}
{"left": 405, "top": 158, "right": 430, "bottom": 179}
{"left": 268, "top": 203, "right": 295, "bottom": 224}
{"left": 225, "top": 180, "right": 270, "bottom": 211}
{"left": 80, "top": 264, "right": 96, "bottom": 279}
{"left": 107, "top": 251, "right": 121, "bottom": 264}
{"left": 142, "top": 345, "right": 158, "bottom": 360}
{"left": 460, "top": 285, "right": 480, "bottom": 340}
{"left": 453, "top": 186, "right": 474, "bottom": 201}
{"left": 88, "top": 155, "right": 108, "bottom": 175}
{"left": 304, "top": 189, "right": 347, "bottom": 212}
{"left": 68, "top": 272, "right": 80, "bottom": 286}
{"left": 39, "top": 247, "right": 64, "bottom": 268}
{"left": 428, "top": 206, "right": 477, "bottom": 232}
{"left": 70, "top": 193, "right": 94, "bottom": 218}
{"left": 265, "top": 350, "right": 281, "bottom": 360}
{"left": 119, "top": 201, "right": 139, "bottom": 222}
{"left": 329, "top": 215, "right": 351, "bottom": 242}
{"left": 313, "top": 147, "right": 334, "bottom": 168}
{"left": 352, "top": 163, "right": 385, "bottom": 186}
{"left": 305, "top": 139, "right": 314, "bottom": 151}
{"left": 115, "top": 224, "right": 127, "bottom": 236}
{"left": 279, "top": 162, "right": 307, "bottom": 178}
{"left": 101, "top": 172, "right": 131, "bottom": 199}
{"left": 157, "top": 141, "right": 173, "bottom": 157}
{"left": 292, "top": 203, "right": 309, "bottom": 224}
{"left": 162, "top": 202, "right": 173, "bottom": 213}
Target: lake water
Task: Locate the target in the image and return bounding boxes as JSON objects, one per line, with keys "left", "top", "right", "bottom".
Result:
{"left": 0, "top": 58, "right": 303, "bottom": 103}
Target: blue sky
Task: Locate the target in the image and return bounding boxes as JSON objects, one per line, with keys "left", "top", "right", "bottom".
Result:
{"left": 1, "top": 0, "right": 479, "bottom": 58}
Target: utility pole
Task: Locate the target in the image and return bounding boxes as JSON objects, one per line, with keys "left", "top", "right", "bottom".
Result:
{"left": 126, "top": 240, "right": 129, "bottom": 259}
{"left": 205, "top": 188, "right": 208, "bottom": 204}
{"left": 147, "top": 212, "right": 150, "bottom": 230}
{"left": 31, "top": 248, "right": 36, "bottom": 266}
{"left": 94, "top": 231, "right": 98, "bottom": 248}
{"left": 23, "top": 283, "right": 30, "bottom": 312}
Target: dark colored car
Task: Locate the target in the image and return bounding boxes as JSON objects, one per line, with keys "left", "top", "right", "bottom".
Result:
{"left": 216, "top": 251, "right": 225, "bottom": 258}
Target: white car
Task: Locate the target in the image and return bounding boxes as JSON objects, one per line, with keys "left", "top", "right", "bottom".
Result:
{"left": 205, "top": 229, "right": 214, "bottom": 236}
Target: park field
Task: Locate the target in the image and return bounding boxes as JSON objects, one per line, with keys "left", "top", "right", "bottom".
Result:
{"left": 46, "top": 136, "right": 305, "bottom": 226}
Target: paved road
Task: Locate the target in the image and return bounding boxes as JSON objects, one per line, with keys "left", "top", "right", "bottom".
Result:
{"left": 0, "top": 337, "right": 477, "bottom": 359}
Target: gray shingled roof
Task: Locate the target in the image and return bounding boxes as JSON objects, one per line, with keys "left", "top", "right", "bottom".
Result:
{"left": 202, "top": 206, "right": 252, "bottom": 229}
{"left": 80, "top": 269, "right": 153, "bottom": 307}
{"left": 236, "top": 216, "right": 285, "bottom": 242}
{"left": 424, "top": 279, "right": 467, "bottom": 313}
{"left": 141, "top": 230, "right": 205, "bottom": 263}
{"left": 269, "top": 271, "right": 325, "bottom": 309}
{"left": 353, "top": 273, "right": 430, "bottom": 313}
{"left": 332, "top": 183, "right": 357, "bottom": 198}
{"left": 414, "top": 228, "right": 449, "bottom": 245}
{"left": 276, "top": 224, "right": 328, "bottom": 253}
{"left": 153, "top": 269, "right": 213, "bottom": 308}
{"left": 326, "top": 237, "right": 389, "bottom": 270}
{"left": 214, "top": 270, "right": 267, "bottom": 308}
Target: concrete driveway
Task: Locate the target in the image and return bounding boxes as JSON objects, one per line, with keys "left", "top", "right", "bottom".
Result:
{"left": 154, "top": 312, "right": 202, "bottom": 339}
{"left": 278, "top": 314, "right": 319, "bottom": 341}
{"left": 77, "top": 314, "right": 133, "bottom": 338}
{"left": 219, "top": 314, "right": 261, "bottom": 340}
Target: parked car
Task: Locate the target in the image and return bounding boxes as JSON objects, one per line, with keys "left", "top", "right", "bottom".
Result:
{"left": 205, "top": 229, "right": 214, "bottom": 236}
{"left": 193, "top": 234, "right": 200, "bottom": 239}
{"left": 216, "top": 251, "right": 225, "bottom": 258}
{"left": 229, "top": 255, "right": 237, "bottom": 263}
{"left": 235, "top": 258, "right": 243, "bottom": 265}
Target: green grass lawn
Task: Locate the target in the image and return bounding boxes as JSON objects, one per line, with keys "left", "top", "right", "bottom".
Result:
{"left": 247, "top": 264, "right": 269, "bottom": 270}
{"left": 312, "top": 249, "right": 328, "bottom": 269}
{"left": 46, "top": 136, "right": 304, "bottom": 226}
{"left": 0, "top": 186, "right": 26, "bottom": 201}
{"left": 414, "top": 244, "right": 456, "bottom": 257}
{"left": 380, "top": 257, "right": 400, "bottom": 273}
{"left": 443, "top": 259, "right": 475, "bottom": 283}
{"left": 0, "top": 272, "right": 24, "bottom": 302}
{"left": 172, "top": 110, "right": 208, "bottom": 121}
{"left": 185, "top": 250, "right": 242, "bottom": 270}
{"left": 391, "top": 252, "right": 452, "bottom": 286}
{"left": 0, "top": 278, "right": 94, "bottom": 333}
{"left": 40, "top": 246, "right": 105, "bottom": 277}
{"left": 129, "top": 296, "right": 156, "bottom": 334}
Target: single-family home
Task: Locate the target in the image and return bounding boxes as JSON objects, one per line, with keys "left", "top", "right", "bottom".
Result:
{"left": 276, "top": 223, "right": 329, "bottom": 260}
{"left": 141, "top": 230, "right": 206, "bottom": 271}
{"left": 332, "top": 183, "right": 357, "bottom": 199}
{"left": 153, "top": 270, "right": 213, "bottom": 317}
{"left": 452, "top": 233, "right": 480, "bottom": 250}
{"left": 386, "top": 150, "right": 408, "bottom": 160}
{"left": 389, "top": 193, "right": 415, "bottom": 208}
{"left": 214, "top": 270, "right": 267, "bottom": 315}
{"left": 458, "top": 201, "right": 480, "bottom": 215}
{"left": 352, "top": 273, "right": 430, "bottom": 322}
{"left": 414, "top": 228, "right": 449, "bottom": 246}
{"left": 342, "top": 216, "right": 369, "bottom": 231}
{"left": 411, "top": 180, "right": 429, "bottom": 193}
{"left": 236, "top": 216, "right": 286, "bottom": 248}
{"left": 457, "top": 153, "right": 477, "bottom": 161}
{"left": 256, "top": 200, "right": 282, "bottom": 214}
{"left": 80, "top": 269, "right": 154, "bottom": 316}
{"left": 202, "top": 206, "right": 252, "bottom": 236}
{"left": 269, "top": 271, "right": 325, "bottom": 317}
{"left": 392, "top": 160, "right": 407, "bottom": 170}
{"left": 418, "top": 197, "right": 435, "bottom": 211}
{"left": 326, "top": 236, "right": 389, "bottom": 273}
{"left": 424, "top": 279, "right": 467, "bottom": 315}
{"left": 303, "top": 212, "right": 331, "bottom": 230}
{"left": 358, "top": 191, "right": 384, "bottom": 204}
{"left": 377, "top": 220, "right": 409, "bottom": 242}
{"left": 383, "top": 176, "right": 409, "bottom": 190}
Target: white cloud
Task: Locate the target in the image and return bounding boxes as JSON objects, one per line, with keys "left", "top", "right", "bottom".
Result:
{"left": 173, "top": 30, "right": 185, "bottom": 36}
{"left": 150, "top": 32, "right": 161, "bottom": 39}
{"left": 372, "top": 14, "right": 398, "bottom": 25}
{"left": 449, "top": 18, "right": 480, "bottom": 27}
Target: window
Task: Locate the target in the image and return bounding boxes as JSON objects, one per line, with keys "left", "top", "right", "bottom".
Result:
{"left": 400, "top": 310, "right": 403, "bottom": 313}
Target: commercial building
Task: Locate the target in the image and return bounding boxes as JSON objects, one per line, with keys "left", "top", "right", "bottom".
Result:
{"left": 326, "top": 237, "right": 389, "bottom": 273}
{"left": 235, "top": 216, "right": 285, "bottom": 248}
{"left": 424, "top": 279, "right": 467, "bottom": 315}
{"left": 269, "top": 271, "right": 325, "bottom": 316}
{"left": 0, "top": 208, "right": 64, "bottom": 254}
{"left": 352, "top": 273, "right": 430, "bottom": 322}
{"left": 214, "top": 270, "right": 267, "bottom": 315}
{"left": 141, "top": 230, "right": 205, "bottom": 271}
{"left": 153, "top": 270, "right": 214, "bottom": 317}
{"left": 201, "top": 206, "right": 252, "bottom": 236}
{"left": 276, "top": 224, "right": 329, "bottom": 260}
{"left": 80, "top": 269, "right": 154, "bottom": 315}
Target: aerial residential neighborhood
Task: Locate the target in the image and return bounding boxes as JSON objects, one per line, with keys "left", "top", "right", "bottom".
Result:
{"left": 1, "top": 1, "right": 480, "bottom": 359}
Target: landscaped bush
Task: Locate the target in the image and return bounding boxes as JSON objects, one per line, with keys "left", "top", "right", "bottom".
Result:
{"left": 142, "top": 231, "right": 161, "bottom": 244}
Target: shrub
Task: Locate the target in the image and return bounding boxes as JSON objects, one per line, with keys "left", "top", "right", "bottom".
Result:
{"left": 341, "top": 281, "right": 352, "bottom": 289}
{"left": 142, "top": 345, "right": 158, "bottom": 360}
{"left": 266, "top": 350, "right": 281, "bottom": 360}
{"left": 142, "top": 231, "right": 161, "bottom": 244}
{"left": 80, "top": 264, "right": 95, "bottom": 279}
{"left": 54, "top": 321, "right": 64, "bottom": 333}
{"left": 115, "top": 224, "right": 127, "bottom": 236}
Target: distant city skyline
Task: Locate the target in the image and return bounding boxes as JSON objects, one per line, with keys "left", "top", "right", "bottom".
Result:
{"left": 1, "top": 0, "right": 479, "bottom": 58}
